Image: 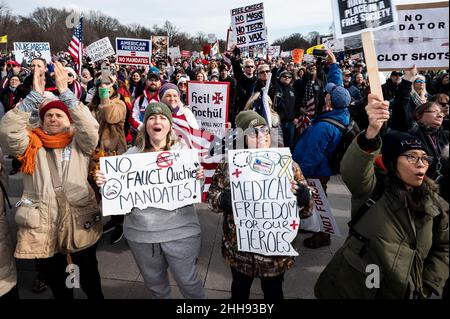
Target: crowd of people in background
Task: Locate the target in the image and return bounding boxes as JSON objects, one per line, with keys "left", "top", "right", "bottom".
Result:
{"left": 0, "top": 41, "right": 448, "bottom": 300}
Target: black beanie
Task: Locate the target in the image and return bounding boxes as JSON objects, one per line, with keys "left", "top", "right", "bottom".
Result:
{"left": 381, "top": 130, "right": 428, "bottom": 169}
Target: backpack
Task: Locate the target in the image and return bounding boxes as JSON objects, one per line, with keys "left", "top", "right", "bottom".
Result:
{"left": 317, "top": 117, "right": 360, "bottom": 174}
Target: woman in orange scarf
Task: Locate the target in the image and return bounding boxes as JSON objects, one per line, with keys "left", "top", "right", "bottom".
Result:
{"left": 0, "top": 61, "right": 103, "bottom": 299}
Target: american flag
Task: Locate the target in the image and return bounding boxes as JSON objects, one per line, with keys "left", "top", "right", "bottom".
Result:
{"left": 171, "top": 113, "right": 221, "bottom": 202}
{"left": 68, "top": 16, "right": 83, "bottom": 74}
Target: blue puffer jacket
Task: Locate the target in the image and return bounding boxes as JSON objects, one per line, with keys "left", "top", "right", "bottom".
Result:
{"left": 293, "top": 109, "right": 350, "bottom": 178}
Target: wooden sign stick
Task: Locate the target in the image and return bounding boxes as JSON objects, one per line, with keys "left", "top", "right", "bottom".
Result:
{"left": 361, "top": 31, "right": 384, "bottom": 99}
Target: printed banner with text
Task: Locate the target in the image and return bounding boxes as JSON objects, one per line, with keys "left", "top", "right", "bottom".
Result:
{"left": 99, "top": 149, "right": 202, "bottom": 215}
{"left": 373, "top": 2, "right": 449, "bottom": 70}
{"left": 187, "top": 81, "right": 230, "bottom": 139}
{"left": 230, "top": 3, "right": 268, "bottom": 48}
{"left": 116, "top": 37, "right": 151, "bottom": 66}
{"left": 228, "top": 148, "right": 300, "bottom": 256}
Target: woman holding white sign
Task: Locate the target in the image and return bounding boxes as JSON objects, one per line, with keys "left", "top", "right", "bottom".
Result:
{"left": 206, "top": 110, "right": 313, "bottom": 301}
{"left": 95, "top": 102, "right": 206, "bottom": 299}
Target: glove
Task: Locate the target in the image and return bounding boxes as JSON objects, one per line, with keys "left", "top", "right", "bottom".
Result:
{"left": 296, "top": 182, "right": 311, "bottom": 208}
{"left": 219, "top": 189, "right": 233, "bottom": 213}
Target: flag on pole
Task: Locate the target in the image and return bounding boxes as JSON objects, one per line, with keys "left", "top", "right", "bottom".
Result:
{"left": 68, "top": 16, "right": 83, "bottom": 75}
{"left": 0, "top": 35, "right": 7, "bottom": 44}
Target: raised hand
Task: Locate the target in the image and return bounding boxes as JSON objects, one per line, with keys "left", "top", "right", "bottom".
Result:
{"left": 32, "top": 67, "right": 45, "bottom": 95}
{"left": 365, "top": 93, "right": 390, "bottom": 139}
{"left": 53, "top": 61, "right": 68, "bottom": 94}
{"left": 403, "top": 64, "right": 418, "bottom": 82}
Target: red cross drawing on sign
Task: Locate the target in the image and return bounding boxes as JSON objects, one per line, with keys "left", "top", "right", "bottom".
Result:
{"left": 212, "top": 92, "right": 223, "bottom": 105}
{"left": 232, "top": 168, "right": 242, "bottom": 178}
{"left": 290, "top": 220, "right": 299, "bottom": 231}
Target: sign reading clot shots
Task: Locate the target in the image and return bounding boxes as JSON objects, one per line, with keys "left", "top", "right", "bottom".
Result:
{"left": 13, "top": 42, "right": 51, "bottom": 65}
{"left": 116, "top": 37, "right": 151, "bottom": 66}
{"left": 100, "top": 149, "right": 202, "bottom": 216}
{"left": 228, "top": 148, "right": 299, "bottom": 256}
{"left": 230, "top": 3, "right": 268, "bottom": 48}
{"left": 186, "top": 81, "right": 230, "bottom": 138}
{"left": 374, "top": 2, "right": 449, "bottom": 70}
{"left": 332, "top": 0, "right": 397, "bottom": 38}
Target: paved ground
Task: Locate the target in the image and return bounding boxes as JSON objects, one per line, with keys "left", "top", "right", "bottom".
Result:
{"left": 4, "top": 157, "right": 352, "bottom": 299}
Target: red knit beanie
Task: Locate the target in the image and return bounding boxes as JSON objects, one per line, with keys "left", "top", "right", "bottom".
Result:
{"left": 39, "top": 100, "right": 73, "bottom": 123}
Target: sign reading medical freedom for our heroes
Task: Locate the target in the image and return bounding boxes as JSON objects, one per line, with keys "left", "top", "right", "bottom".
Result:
{"left": 374, "top": 2, "right": 449, "bottom": 70}
{"left": 187, "top": 81, "right": 230, "bottom": 138}
{"left": 99, "top": 149, "right": 202, "bottom": 216}
{"left": 228, "top": 148, "right": 299, "bottom": 256}
{"left": 86, "top": 37, "right": 115, "bottom": 63}
{"left": 116, "top": 37, "right": 151, "bottom": 66}
{"left": 332, "top": 0, "right": 397, "bottom": 38}
{"left": 13, "top": 42, "right": 51, "bottom": 65}
{"left": 230, "top": 2, "right": 268, "bottom": 48}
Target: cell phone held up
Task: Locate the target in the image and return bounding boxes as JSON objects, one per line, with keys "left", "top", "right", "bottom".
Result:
{"left": 312, "top": 49, "right": 327, "bottom": 57}
{"left": 101, "top": 62, "right": 111, "bottom": 85}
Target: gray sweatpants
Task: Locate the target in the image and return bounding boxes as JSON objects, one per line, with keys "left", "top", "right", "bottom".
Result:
{"left": 128, "top": 235, "right": 206, "bottom": 299}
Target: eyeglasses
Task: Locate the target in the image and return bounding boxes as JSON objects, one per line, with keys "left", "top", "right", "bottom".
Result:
{"left": 400, "top": 153, "right": 433, "bottom": 166}
{"left": 178, "top": 83, "right": 187, "bottom": 87}
{"left": 424, "top": 110, "right": 445, "bottom": 116}
{"left": 244, "top": 65, "right": 255, "bottom": 68}
{"left": 281, "top": 75, "right": 292, "bottom": 79}
{"left": 439, "top": 102, "right": 449, "bottom": 108}
{"left": 259, "top": 70, "right": 271, "bottom": 74}
{"left": 415, "top": 79, "right": 426, "bottom": 83}
{"left": 247, "top": 126, "right": 270, "bottom": 138}
{"left": 67, "top": 73, "right": 74, "bottom": 77}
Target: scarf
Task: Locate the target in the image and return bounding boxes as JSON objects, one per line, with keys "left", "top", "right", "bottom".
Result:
{"left": 411, "top": 91, "right": 426, "bottom": 109}
{"left": 17, "top": 127, "right": 73, "bottom": 175}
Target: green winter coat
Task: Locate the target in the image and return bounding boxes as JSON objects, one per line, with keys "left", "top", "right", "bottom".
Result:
{"left": 315, "top": 135, "right": 449, "bottom": 299}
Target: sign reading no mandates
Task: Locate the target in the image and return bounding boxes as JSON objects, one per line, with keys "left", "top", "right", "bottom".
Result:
{"left": 332, "top": 0, "right": 397, "bottom": 38}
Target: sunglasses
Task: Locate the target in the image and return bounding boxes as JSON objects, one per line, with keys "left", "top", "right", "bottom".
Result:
{"left": 281, "top": 75, "right": 292, "bottom": 79}
{"left": 259, "top": 70, "right": 271, "bottom": 74}
{"left": 415, "top": 79, "right": 426, "bottom": 83}
{"left": 245, "top": 65, "right": 255, "bottom": 68}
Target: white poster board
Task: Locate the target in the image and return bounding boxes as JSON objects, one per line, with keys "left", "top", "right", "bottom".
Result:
{"left": 86, "top": 37, "right": 115, "bottom": 63}
{"left": 307, "top": 179, "right": 341, "bottom": 236}
{"left": 116, "top": 37, "right": 151, "bottom": 66}
{"left": 268, "top": 46, "right": 281, "bottom": 57}
{"left": 99, "top": 149, "right": 202, "bottom": 215}
{"left": 322, "top": 37, "right": 345, "bottom": 52}
{"left": 168, "top": 46, "right": 182, "bottom": 59}
{"left": 208, "top": 33, "right": 217, "bottom": 44}
{"left": 187, "top": 81, "right": 230, "bottom": 138}
{"left": 332, "top": 0, "right": 397, "bottom": 38}
{"left": 228, "top": 148, "right": 299, "bottom": 256}
{"left": 230, "top": 2, "right": 268, "bottom": 48}
{"left": 374, "top": 2, "right": 449, "bottom": 70}
{"left": 13, "top": 42, "right": 51, "bottom": 65}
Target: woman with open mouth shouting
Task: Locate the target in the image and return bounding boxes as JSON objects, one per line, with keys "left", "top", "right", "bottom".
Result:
{"left": 315, "top": 93, "right": 448, "bottom": 299}
{"left": 95, "top": 102, "right": 206, "bottom": 299}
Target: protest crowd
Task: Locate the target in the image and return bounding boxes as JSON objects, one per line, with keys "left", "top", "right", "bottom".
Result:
{"left": 0, "top": 1, "right": 448, "bottom": 302}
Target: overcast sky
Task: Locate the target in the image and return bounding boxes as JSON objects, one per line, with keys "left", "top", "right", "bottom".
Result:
{"left": 9, "top": 0, "right": 445, "bottom": 42}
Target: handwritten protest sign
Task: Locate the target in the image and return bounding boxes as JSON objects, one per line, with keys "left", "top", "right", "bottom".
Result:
{"left": 169, "top": 46, "right": 182, "bottom": 58}
{"left": 292, "top": 49, "right": 304, "bottom": 64}
{"left": 13, "top": 42, "right": 51, "bottom": 65}
{"left": 303, "top": 54, "right": 314, "bottom": 63}
{"left": 374, "top": 2, "right": 449, "bottom": 70}
{"left": 151, "top": 35, "right": 169, "bottom": 56}
{"left": 307, "top": 179, "right": 341, "bottom": 236}
{"left": 230, "top": 3, "right": 268, "bottom": 48}
{"left": 228, "top": 148, "right": 299, "bottom": 256}
{"left": 99, "top": 149, "right": 201, "bottom": 215}
{"left": 181, "top": 50, "right": 191, "bottom": 58}
{"left": 86, "top": 37, "right": 115, "bottom": 63}
{"left": 322, "top": 37, "right": 345, "bottom": 52}
{"left": 332, "top": 0, "right": 397, "bottom": 38}
{"left": 267, "top": 46, "right": 281, "bottom": 57}
{"left": 187, "top": 81, "right": 229, "bottom": 138}
{"left": 116, "top": 37, "right": 151, "bottom": 66}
